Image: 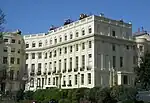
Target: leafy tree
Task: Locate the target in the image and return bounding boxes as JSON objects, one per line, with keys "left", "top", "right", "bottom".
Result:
{"left": 24, "top": 91, "right": 34, "bottom": 100}
{"left": 59, "top": 99, "right": 70, "bottom": 103}
{"left": 110, "top": 85, "right": 137, "bottom": 102}
{"left": 88, "top": 87, "right": 101, "bottom": 102}
{"left": 16, "top": 89, "right": 24, "bottom": 102}
{"left": 134, "top": 52, "right": 150, "bottom": 90}
{"left": 72, "top": 88, "right": 88, "bottom": 103}
{"left": 97, "top": 87, "right": 117, "bottom": 103}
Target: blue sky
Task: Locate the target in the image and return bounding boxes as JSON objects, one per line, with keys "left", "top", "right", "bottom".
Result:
{"left": 0, "top": 0, "right": 149, "bottom": 34}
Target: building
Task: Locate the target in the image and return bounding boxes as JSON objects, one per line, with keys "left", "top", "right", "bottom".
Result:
{"left": 134, "top": 30, "right": 150, "bottom": 64}
{"left": 24, "top": 14, "right": 137, "bottom": 91}
{"left": 0, "top": 30, "right": 26, "bottom": 94}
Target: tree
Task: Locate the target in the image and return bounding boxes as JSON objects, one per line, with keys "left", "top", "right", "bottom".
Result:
{"left": 110, "top": 85, "right": 137, "bottom": 102}
{"left": 134, "top": 52, "right": 150, "bottom": 90}
{"left": 0, "top": 9, "right": 5, "bottom": 32}
{"left": 16, "top": 89, "right": 24, "bottom": 102}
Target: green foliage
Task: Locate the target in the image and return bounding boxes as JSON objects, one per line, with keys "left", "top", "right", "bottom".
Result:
{"left": 59, "top": 99, "right": 70, "bottom": 103}
{"left": 22, "top": 86, "right": 138, "bottom": 103}
{"left": 16, "top": 89, "right": 24, "bottom": 102}
{"left": 111, "top": 85, "right": 137, "bottom": 101}
{"left": 24, "top": 91, "right": 34, "bottom": 100}
{"left": 134, "top": 52, "right": 150, "bottom": 90}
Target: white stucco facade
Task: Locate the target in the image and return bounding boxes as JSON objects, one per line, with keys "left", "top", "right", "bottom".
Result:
{"left": 134, "top": 31, "right": 150, "bottom": 65}
{"left": 24, "top": 15, "right": 137, "bottom": 91}
{"left": 0, "top": 30, "right": 26, "bottom": 93}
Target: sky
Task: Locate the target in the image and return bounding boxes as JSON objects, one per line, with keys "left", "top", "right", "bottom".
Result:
{"left": 0, "top": 0, "right": 150, "bottom": 34}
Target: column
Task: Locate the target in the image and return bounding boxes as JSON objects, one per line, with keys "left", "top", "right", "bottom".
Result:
{"left": 67, "top": 46, "right": 69, "bottom": 72}
{"left": 72, "top": 44, "right": 75, "bottom": 71}
{"left": 79, "top": 43, "right": 82, "bottom": 70}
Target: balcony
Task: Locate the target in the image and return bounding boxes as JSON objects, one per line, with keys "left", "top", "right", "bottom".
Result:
{"left": 37, "top": 71, "right": 41, "bottom": 75}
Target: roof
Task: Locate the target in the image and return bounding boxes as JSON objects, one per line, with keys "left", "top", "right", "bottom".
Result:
{"left": 133, "top": 31, "right": 149, "bottom": 37}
